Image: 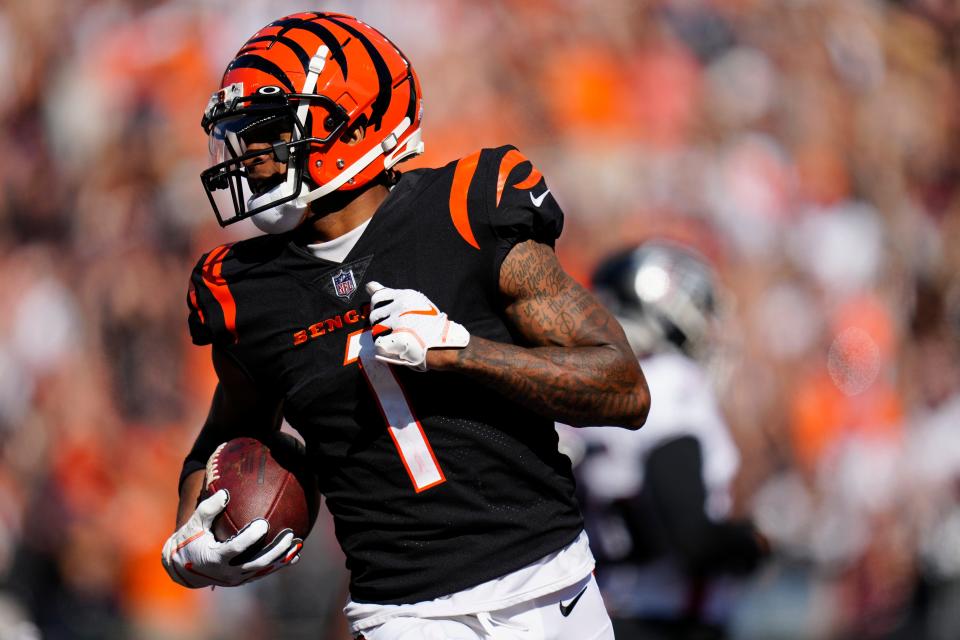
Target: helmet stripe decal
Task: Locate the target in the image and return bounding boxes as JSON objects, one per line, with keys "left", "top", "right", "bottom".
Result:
{"left": 272, "top": 16, "right": 349, "bottom": 80}
{"left": 226, "top": 54, "right": 295, "bottom": 93}
{"left": 325, "top": 16, "right": 392, "bottom": 131}
{"left": 405, "top": 74, "right": 418, "bottom": 122}
{"left": 239, "top": 35, "right": 311, "bottom": 71}
{"left": 392, "top": 72, "right": 417, "bottom": 123}
{"left": 449, "top": 151, "right": 482, "bottom": 250}
{"left": 200, "top": 244, "right": 239, "bottom": 343}
{"left": 389, "top": 44, "right": 417, "bottom": 123}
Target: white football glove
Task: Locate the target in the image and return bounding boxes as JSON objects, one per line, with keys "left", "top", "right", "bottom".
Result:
{"left": 367, "top": 282, "right": 470, "bottom": 371}
{"left": 161, "top": 489, "right": 302, "bottom": 588}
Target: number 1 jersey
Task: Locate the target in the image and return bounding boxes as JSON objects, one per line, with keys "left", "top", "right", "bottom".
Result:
{"left": 186, "top": 146, "right": 584, "bottom": 604}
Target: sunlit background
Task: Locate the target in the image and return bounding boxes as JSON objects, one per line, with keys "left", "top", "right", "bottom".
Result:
{"left": 1, "top": 0, "right": 958, "bottom": 638}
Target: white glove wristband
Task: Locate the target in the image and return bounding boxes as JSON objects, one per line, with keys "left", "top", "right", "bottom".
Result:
{"left": 367, "top": 282, "right": 470, "bottom": 371}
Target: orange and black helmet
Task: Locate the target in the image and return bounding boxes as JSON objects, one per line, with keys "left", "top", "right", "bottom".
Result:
{"left": 201, "top": 12, "right": 423, "bottom": 226}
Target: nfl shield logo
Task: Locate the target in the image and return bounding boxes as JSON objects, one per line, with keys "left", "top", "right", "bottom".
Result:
{"left": 332, "top": 269, "right": 357, "bottom": 298}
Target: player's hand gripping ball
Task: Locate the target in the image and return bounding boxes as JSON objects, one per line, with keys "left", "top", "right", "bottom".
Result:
{"left": 161, "top": 434, "right": 319, "bottom": 588}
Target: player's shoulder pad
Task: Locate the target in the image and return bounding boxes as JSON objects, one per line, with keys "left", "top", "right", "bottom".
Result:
{"left": 190, "top": 233, "right": 288, "bottom": 283}
{"left": 186, "top": 234, "right": 287, "bottom": 346}
{"left": 446, "top": 145, "right": 562, "bottom": 251}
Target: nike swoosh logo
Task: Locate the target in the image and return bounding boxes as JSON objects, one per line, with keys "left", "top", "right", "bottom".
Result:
{"left": 530, "top": 188, "right": 550, "bottom": 207}
{"left": 400, "top": 307, "right": 439, "bottom": 317}
{"left": 559, "top": 585, "right": 588, "bottom": 617}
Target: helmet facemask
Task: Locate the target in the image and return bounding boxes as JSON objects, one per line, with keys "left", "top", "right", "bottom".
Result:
{"left": 200, "top": 85, "right": 350, "bottom": 228}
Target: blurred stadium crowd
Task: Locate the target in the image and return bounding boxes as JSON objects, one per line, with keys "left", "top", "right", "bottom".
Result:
{"left": 0, "top": 0, "right": 958, "bottom": 638}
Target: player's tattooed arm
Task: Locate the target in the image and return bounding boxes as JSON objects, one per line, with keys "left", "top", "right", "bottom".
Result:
{"left": 430, "top": 240, "right": 650, "bottom": 428}
{"left": 176, "top": 347, "right": 284, "bottom": 527}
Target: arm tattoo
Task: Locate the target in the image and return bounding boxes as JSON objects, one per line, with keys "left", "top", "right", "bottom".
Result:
{"left": 453, "top": 241, "right": 649, "bottom": 428}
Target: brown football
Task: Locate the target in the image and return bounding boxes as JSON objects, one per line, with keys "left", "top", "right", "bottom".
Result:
{"left": 201, "top": 433, "right": 319, "bottom": 564}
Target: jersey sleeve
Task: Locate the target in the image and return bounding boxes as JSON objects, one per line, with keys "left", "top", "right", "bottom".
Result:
{"left": 479, "top": 146, "right": 565, "bottom": 276}
{"left": 186, "top": 245, "right": 238, "bottom": 347}
{"left": 187, "top": 254, "right": 215, "bottom": 346}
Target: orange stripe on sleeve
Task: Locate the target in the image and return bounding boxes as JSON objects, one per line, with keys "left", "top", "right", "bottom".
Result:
{"left": 449, "top": 151, "right": 482, "bottom": 250}
{"left": 513, "top": 167, "right": 543, "bottom": 190}
{"left": 188, "top": 282, "right": 206, "bottom": 324}
{"left": 495, "top": 149, "right": 525, "bottom": 207}
{"left": 201, "top": 244, "right": 239, "bottom": 343}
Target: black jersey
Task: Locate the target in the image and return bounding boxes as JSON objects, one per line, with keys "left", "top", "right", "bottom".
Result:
{"left": 186, "top": 146, "right": 584, "bottom": 604}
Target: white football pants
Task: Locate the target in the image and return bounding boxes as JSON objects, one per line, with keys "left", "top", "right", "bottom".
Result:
{"left": 356, "top": 574, "right": 613, "bottom": 640}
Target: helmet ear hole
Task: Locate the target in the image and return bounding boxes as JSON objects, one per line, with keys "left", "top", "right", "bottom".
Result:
{"left": 341, "top": 122, "right": 366, "bottom": 145}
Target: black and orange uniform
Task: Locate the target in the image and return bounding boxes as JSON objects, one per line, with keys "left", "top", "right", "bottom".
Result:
{"left": 183, "top": 146, "right": 583, "bottom": 605}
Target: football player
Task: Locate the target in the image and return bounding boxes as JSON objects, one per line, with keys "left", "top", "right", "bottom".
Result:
{"left": 560, "top": 241, "right": 769, "bottom": 639}
{"left": 160, "top": 12, "right": 649, "bottom": 640}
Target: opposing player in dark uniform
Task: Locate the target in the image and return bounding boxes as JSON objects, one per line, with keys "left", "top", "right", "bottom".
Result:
{"left": 160, "top": 13, "right": 649, "bottom": 639}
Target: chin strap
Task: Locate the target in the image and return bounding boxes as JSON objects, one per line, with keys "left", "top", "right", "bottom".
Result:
{"left": 292, "top": 41, "right": 419, "bottom": 207}
{"left": 296, "top": 46, "right": 328, "bottom": 128}
{"left": 283, "top": 44, "right": 330, "bottom": 200}
{"left": 297, "top": 117, "right": 416, "bottom": 207}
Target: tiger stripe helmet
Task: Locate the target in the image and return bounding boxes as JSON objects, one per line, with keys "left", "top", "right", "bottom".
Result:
{"left": 200, "top": 12, "right": 424, "bottom": 226}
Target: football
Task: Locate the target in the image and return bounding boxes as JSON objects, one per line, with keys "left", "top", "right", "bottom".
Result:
{"left": 202, "top": 433, "right": 319, "bottom": 563}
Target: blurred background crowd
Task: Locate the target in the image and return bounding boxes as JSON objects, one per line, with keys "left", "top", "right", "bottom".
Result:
{"left": 0, "top": 0, "right": 958, "bottom": 638}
